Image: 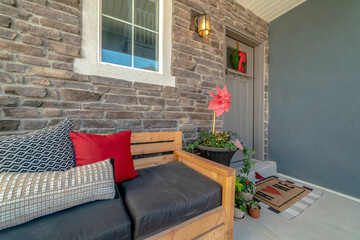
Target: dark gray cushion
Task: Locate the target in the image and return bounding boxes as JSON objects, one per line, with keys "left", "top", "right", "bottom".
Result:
{"left": 0, "top": 188, "right": 132, "bottom": 240}
{"left": 0, "top": 119, "right": 75, "bottom": 172}
{"left": 118, "top": 161, "right": 222, "bottom": 240}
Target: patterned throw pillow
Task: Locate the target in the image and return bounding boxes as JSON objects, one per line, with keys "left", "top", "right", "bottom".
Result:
{"left": 0, "top": 159, "right": 115, "bottom": 231}
{"left": 0, "top": 119, "right": 75, "bottom": 172}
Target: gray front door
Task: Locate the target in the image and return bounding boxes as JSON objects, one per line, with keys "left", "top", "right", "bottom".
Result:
{"left": 224, "top": 38, "right": 254, "bottom": 163}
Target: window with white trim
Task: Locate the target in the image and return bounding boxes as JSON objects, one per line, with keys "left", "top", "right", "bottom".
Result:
{"left": 74, "top": 0, "right": 174, "bottom": 86}
{"left": 101, "top": 0, "right": 159, "bottom": 71}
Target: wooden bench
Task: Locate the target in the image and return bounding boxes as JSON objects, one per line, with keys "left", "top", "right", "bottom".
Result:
{"left": 130, "top": 131, "right": 235, "bottom": 240}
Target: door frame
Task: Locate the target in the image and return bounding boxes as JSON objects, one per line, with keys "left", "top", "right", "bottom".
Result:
{"left": 223, "top": 25, "right": 266, "bottom": 161}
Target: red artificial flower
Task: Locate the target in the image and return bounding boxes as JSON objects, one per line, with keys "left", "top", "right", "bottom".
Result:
{"left": 208, "top": 85, "right": 231, "bottom": 117}
{"left": 246, "top": 181, "right": 249, "bottom": 185}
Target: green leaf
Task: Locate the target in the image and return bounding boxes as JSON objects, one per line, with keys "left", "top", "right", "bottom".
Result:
{"left": 239, "top": 205, "right": 247, "bottom": 212}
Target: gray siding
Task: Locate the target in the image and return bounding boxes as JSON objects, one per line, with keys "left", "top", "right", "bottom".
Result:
{"left": 268, "top": 0, "right": 360, "bottom": 197}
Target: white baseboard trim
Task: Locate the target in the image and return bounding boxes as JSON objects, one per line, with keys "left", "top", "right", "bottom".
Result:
{"left": 277, "top": 173, "right": 360, "bottom": 203}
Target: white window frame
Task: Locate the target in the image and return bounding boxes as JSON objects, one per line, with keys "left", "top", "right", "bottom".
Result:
{"left": 74, "top": 0, "right": 174, "bottom": 86}
{"left": 100, "top": 0, "right": 160, "bottom": 72}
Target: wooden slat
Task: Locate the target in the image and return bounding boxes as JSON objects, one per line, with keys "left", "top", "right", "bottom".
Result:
{"left": 146, "top": 207, "right": 225, "bottom": 240}
{"left": 131, "top": 132, "right": 177, "bottom": 144}
{"left": 131, "top": 142, "right": 175, "bottom": 156}
{"left": 223, "top": 175, "right": 235, "bottom": 240}
{"left": 174, "top": 131, "right": 182, "bottom": 150}
{"left": 134, "top": 154, "right": 176, "bottom": 170}
{"left": 194, "top": 224, "right": 225, "bottom": 240}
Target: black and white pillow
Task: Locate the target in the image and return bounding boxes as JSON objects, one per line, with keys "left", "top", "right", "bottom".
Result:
{"left": 0, "top": 159, "right": 115, "bottom": 231}
{"left": 0, "top": 119, "right": 76, "bottom": 172}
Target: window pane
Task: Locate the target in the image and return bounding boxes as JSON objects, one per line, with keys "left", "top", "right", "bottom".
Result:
{"left": 103, "top": 0, "right": 132, "bottom": 23}
{"left": 134, "top": 0, "right": 158, "bottom": 31}
{"left": 102, "top": 16, "right": 132, "bottom": 67}
{"left": 134, "top": 27, "right": 158, "bottom": 71}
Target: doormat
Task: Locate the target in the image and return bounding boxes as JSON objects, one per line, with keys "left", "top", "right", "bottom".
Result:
{"left": 254, "top": 176, "right": 323, "bottom": 220}
{"left": 254, "top": 176, "right": 311, "bottom": 212}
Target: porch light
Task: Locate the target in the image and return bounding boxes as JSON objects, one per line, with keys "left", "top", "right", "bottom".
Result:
{"left": 195, "top": 14, "right": 210, "bottom": 37}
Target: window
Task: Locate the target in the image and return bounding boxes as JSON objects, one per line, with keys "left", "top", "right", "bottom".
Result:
{"left": 73, "top": 0, "right": 174, "bottom": 86}
{"left": 101, "top": 0, "right": 159, "bottom": 71}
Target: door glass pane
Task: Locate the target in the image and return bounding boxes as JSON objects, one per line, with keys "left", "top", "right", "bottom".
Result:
{"left": 103, "top": 0, "right": 132, "bottom": 23}
{"left": 134, "top": 0, "right": 158, "bottom": 31}
{"left": 102, "top": 16, "right": 132, "bottom": 67}
{"left": 134, "top": 27, "right": 158, "bottom": 71}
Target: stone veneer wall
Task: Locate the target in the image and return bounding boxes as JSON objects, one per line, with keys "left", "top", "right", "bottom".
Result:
{"left": 0, "top": 0, "right": 269, "bottom": 158}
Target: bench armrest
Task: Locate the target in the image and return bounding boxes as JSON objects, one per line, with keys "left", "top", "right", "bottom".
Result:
{"left": 174, "top": 150, "right": 235, "bottom": 240}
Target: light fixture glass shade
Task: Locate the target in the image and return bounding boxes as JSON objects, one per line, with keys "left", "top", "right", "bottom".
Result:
{"left": 197, "top": 15, "right": 210, "bottom": 37}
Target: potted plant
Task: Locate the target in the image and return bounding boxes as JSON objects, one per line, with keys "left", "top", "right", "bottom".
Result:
{"left": 235, "top": 144, "right": 256, "bottom": 200}
{"left": 234, "top": 194, "right": 247, "bottom": 219}
{"left": 187, "top": 131, "right": 238, "bottom": 166}
{"left": 248, "top": 200, "right": 261, "bottom": 219}
{"left": 187, "top": 86, "right": 250, "bottom": 166}
{"left": 237, "top": 176, "right": 256, "bottom": 201}
{"left": 234, "top": 177, "right": 247, "bottom": 219}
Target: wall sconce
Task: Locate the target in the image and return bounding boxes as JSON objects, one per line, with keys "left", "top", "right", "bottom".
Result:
{"left": 195, "top": 14, "right": 210, "bottom": 37}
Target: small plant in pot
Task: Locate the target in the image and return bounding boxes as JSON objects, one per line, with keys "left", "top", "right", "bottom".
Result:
{"left": 248, "top": 200, "right": 262, "bottom": 219}
{"left": 237, "top": 176, "right": 256, "bottom": 201}
{"left": 234, "top": 194, "right": 247, "bottom": 219}
{"left": 233, "top": 141, "right": 256, "bottom": 200}
{"left": 234, "top": 177, "right": 247, "bottom": 219}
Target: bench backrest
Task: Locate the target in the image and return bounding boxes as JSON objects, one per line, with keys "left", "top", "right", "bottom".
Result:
{"left": 130, "top": 131, "right": 182, "bottom": 170}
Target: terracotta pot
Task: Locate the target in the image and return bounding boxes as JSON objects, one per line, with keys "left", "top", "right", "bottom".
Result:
{"left": 234, "top": 207, "right": 245, "bottom": 220}
{"left": 240, "top": 192, "right": 254, "bottom": 201}
{"left": 248, "top": 205, "right": 261, "bottom": 219}
{"left": 197, "top": 145, "right": 236, "bottom": 166}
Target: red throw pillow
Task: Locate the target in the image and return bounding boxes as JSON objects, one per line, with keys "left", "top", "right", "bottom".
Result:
{"left": 69, "top": 130, "right": 138, "bottom": 183}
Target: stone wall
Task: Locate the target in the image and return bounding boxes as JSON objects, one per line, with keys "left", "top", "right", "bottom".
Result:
{"left": 0, "top": 0, "right": 269, "bottom": 158}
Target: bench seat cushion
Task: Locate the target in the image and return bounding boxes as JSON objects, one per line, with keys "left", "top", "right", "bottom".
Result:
{"left": 0, "top": 194, "right": 132, "bottom": 240}
{"left": 118, "top": 161, "right": 222, "bottom": 239}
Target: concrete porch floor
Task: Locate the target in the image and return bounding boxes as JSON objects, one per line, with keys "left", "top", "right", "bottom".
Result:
{"left": 233, "top": 175, "right": 360, "bottom": 240}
